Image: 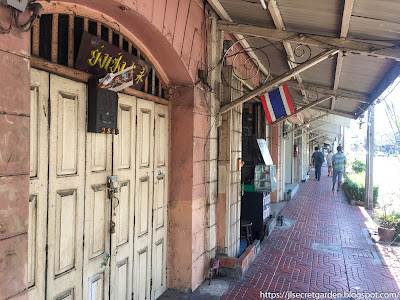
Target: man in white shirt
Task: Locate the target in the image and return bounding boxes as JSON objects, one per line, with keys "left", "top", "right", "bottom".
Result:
{"left": 326, "top": 150, "right": 333, "bottom": 177}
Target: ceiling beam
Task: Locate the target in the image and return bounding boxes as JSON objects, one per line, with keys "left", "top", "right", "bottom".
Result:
{"left": 340, "top": 0, "right": 355, "bottom": 39}
{"left": 315, "top": 108, "right": 356, "bottom": 119}
{"left": 314, "top": 129, "right": 341, "bottom": 136}
{"left": 217, "top": 20, "right": 400, "bottom": 61}
{"left": 292, "top": 100, "right": 357, "bottom": 119}
{"left": 332, "top": 0, "right": 354, "bottom": 110}
{"left": 220, "top": 49, "right": 338, "bottom": 113}
{"left": 357, "top": 62, "right": 400, "bottom": 118}
{"left": 267, "top": 0, "right": 308, "bottom": 100}
{"left": 286, "top": 81, "right": 368, "bottom": 103}
{"left": 332, "top": 51, "right": 344, "bottom": 110}
{"left": 308, "top": 134, "right": 326, "bottom": 143}
{"left": 270, "top": 95, "right": 332, "bottom": 126}
{"left": 284, "top": 113, "right": 329, "bottom": 135}
{"left": 294, "top": 124, "right": 325, "bottom": 139}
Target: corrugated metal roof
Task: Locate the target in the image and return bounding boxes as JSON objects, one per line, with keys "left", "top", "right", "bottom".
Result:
{"left": 349, "top": 16, "right": 400, "bottom": 41}
{"left": 214, "top": 0, "right": 400, "bottom": 119}
{"left": 219, "top": 0, "right": 275, "bottom": 27}
{"left": 338, "top": 54, "right": 394, "bottom": 93}
{"left": 278, "top": 0, "right": 343, "bottom": 37}
{"left": 353, "top": 0, "right": 400, "bottom": 26}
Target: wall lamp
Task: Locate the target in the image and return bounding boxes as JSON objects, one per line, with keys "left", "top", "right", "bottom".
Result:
{"left": 0, "top": 1, "right": 43, "bottom": 34}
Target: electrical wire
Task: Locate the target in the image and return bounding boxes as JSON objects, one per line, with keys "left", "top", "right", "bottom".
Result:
{"left": 0, "top": 7, "right": 12, "bottom": 34}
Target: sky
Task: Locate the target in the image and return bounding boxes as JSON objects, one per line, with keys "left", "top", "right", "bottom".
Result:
{"left": 347, "top": 76, "right": 400, "bottom": 146}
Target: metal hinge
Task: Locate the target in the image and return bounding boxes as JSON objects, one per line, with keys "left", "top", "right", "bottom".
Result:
{"left": 131, "top": 292, "right": 134, "bottom": 300}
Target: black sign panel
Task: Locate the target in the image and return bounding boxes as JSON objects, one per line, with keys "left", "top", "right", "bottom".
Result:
{"left": 76, "top": 32, "right": 152, "bottom": 91}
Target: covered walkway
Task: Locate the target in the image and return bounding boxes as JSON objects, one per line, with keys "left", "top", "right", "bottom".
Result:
{"left": 222, "top": 167, "right": 400, "bottom": 299}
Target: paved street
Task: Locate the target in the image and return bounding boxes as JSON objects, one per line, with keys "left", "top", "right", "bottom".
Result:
{"left": 222, "top": 166, "right": 400, "bottom": 300}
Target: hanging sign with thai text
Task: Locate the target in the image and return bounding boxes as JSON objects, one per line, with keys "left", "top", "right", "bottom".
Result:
{"left": 75, "top": 32, "right": 152, "bottom": 91}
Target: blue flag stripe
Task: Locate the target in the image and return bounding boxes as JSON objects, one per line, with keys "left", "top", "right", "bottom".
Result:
{"left": 269, "top": 88, "right": 286, "bottom": 119}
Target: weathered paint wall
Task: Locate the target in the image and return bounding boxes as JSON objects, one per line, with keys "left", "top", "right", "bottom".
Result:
{"left": 0, "top": 0, "right": 214, "bottom": 295}
{"left": 0, "top": 5, "right": 30, "bottom": 300}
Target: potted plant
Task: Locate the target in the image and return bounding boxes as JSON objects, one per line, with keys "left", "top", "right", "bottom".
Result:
{"left": 374, "top": 207, "right": 400, "bottom": 242}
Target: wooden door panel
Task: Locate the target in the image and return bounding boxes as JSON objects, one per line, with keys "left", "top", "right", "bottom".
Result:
{"left": 88, "top": 185, "right": 107, "bottom": 258}
{"left": 54, "top": 190, "right": 77, "bottom": 275}
{"left": 133, "top": 99, "right": 154, "bottom": 300}
{"left": 111, "top": 93, "right": 136, "bottom": 300}
{"left": 47, "top": 74, "right": 86, "bottom": 299}
{"left": 116, "top": 181, "right": 131, "bottom": 246}
{"left": 151, "top": 104, "right": 168, "bottom": 299}
{"left": 28, "top": 70, "right": 49, "bottom": 300}
{"left": 83, "top": 131, "right": 112, "bottom": 300}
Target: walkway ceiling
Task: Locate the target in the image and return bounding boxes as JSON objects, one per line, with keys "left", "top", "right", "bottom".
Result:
{"left": 208, "top": 0, "right": 400, "bottom": 129}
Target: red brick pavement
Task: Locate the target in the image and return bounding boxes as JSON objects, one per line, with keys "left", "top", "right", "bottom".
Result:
{"left": 222, "top": 168, "right": 400, "bottom": 300}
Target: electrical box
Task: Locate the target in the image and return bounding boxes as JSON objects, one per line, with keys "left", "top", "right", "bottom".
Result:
{"left": 2, "top": 0, "right": 28, "bottom": 12}
{"left": 87, "top": 78, "right": 119, "bottom": 134}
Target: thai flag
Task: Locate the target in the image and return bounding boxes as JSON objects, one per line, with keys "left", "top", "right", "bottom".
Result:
{"left": 260, "top": 83, "right": 296, "bottom": 124}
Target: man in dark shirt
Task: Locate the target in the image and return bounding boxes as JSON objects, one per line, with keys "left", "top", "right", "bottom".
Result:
{"left": 311, "top": 146, "right": 325, "bottom": 181}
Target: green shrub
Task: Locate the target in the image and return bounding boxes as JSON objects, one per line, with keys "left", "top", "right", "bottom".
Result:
{"left": 374, "top": 210, "right": 400, "bottom": 229}
{"left": 352, "top": 159, "right": 366, "bottom": 173}
{"left": 342, "top": 174, "right": 379, "bottom": 205}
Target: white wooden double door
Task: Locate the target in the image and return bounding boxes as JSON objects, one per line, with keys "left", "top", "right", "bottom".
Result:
{"left": 29, "top": 69, "right": 168, "bottom": 300}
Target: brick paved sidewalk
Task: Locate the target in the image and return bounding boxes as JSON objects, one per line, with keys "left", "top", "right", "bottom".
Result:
{"left": 222, "top": 167, "right": 400, "bottom": 300}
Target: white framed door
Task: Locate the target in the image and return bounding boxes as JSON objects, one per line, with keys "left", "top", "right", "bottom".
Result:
{"left": 132, "top": 99, "right": 155, "bottom": 300}
{"left": 82, "top": 124, "right": 113, "bottom": 299}
{"left": 29, "top": 70, "right": 169, "bottom": 300}
{"left": 109, "top": 93, "right": 137, "bottom": 299}
{"left": 46, "top": 74, "right": 87, "bottom": 299}
{"left": 151, "top": 104, "right": 169, "bottom": 299}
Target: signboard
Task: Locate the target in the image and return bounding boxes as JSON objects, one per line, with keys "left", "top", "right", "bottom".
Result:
{"left": 257, "top": 139, "right": 273, "bottom": 165}
{"left": 76, "top": 32, "right": 152, "bottom": 91}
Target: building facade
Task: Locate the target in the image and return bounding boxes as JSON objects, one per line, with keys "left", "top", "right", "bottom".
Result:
{"left": 0, "top": 1, "right": 332, "bottom": 299}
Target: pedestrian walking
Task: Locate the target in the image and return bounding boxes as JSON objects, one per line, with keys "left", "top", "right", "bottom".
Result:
{"left": 332, "top": 146, "right": 347, "bottom": 192}
{"left": 326, "top": 150, "right": 333, "bottom": 177}
{"left": 311, "top": 146, "right": 325, "bottom": 181}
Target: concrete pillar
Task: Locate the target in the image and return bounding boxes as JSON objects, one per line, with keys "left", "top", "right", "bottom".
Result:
{"left": 365, "top": 107, "right": 375, "bottom": 209}
{"left": 0, "top": 5, "right": 31, "bottom": 300}
{"left": 168, "top": 86, "right": 210, "bottom": 291}
{"left": 271, "top": 124, "right": 284, "bottom": 202}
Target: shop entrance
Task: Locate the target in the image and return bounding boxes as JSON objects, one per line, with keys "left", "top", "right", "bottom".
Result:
{"left": 29, "top": 69, "right": 168, "bottom": 300}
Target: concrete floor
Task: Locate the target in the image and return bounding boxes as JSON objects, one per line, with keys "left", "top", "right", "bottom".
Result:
{"left": 222, "top": 166, "right": 400, "bottom": 299}
{"left": 160, "top": 165, "right": 400, "bottom": 299}
{"left": 158, "top": 277, "right": 233, "bottom": 300}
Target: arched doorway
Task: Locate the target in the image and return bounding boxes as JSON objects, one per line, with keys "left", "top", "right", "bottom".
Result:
{"left": 27, "top": 3, "right": 188, "bottom": 299}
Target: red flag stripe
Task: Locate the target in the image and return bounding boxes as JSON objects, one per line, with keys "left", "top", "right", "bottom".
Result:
{"left": 282, "top": 83, "right": 296, "bottom": 115}
{"left": 260, "top": 94, "right": 273, "bottom": 124}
